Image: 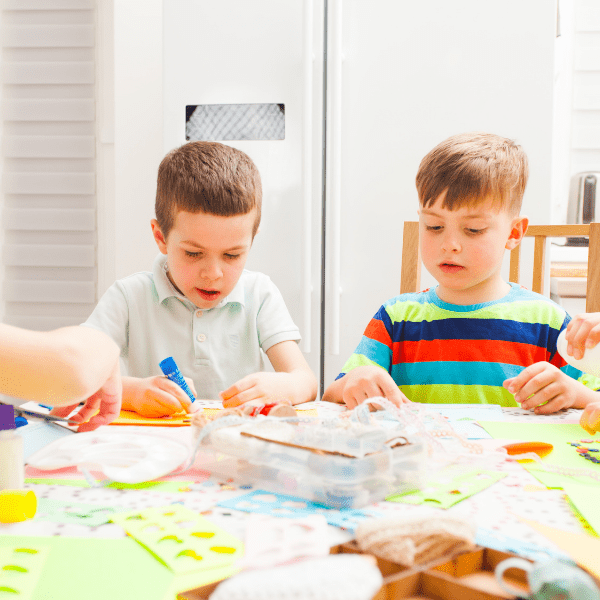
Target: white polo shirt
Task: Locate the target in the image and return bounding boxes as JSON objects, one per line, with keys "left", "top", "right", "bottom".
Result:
{"left": 82, "top": 254, "right": 301, "bottom": 399}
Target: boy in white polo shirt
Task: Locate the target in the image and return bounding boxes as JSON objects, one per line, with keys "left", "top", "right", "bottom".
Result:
{"left": 83, "top": 142, "right": 317, "bottom": 417}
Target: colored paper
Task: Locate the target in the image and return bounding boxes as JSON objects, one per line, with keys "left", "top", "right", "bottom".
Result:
{"left": 35, "top": 498, "right": 117, "bottom": 527}
{"left": 562, "top": 481, "right": 600, "bottom": 536}
{"left": 218, "top": 490, "right": 379, "bottom": 532}
{"left": 478, "top": 421, "right": 600, "bottom": 488}
{"left": 386, "top": 469, "right": 506, "bottom": 508}
{"left": 111, "top": 505, "right": 244, "bottom": 574}
{"left": 521, "top": 518, "right": 600, "bottom": 580}
{"left": 0, "top": 544, "right": 49, "bottom": 599}
{"left": 110, "top": 407, "right": 318, "bottom": 426}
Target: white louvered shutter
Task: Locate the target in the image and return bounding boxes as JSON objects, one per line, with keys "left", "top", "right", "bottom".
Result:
{"left": 1, "top": 0, "right": 97, "bottom": 330}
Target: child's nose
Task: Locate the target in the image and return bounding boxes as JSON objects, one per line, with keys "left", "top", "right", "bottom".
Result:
{"left": 200, "top": 261, "right": 223, "bottom": 280}
{"left": 441, "top": 233, "right": 461, "bottom": 252}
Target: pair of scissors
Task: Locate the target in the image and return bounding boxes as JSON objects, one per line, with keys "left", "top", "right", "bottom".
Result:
{"left": 13, "top": 407, "right": 80, "bottom": 425}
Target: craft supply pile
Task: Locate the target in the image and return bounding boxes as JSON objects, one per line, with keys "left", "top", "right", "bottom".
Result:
{"left": 1, "top": 399, "right": 600, "bottom": 600}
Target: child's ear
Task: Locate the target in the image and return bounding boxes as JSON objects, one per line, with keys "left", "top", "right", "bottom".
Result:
{"left": 505, "top": 215, "right": 529, "bottom": 250}
{"left": 151, "top": 219, "right": 168, "bottom": 254}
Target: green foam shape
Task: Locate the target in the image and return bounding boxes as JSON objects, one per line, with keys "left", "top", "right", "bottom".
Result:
{"left": 110, "top": 505, "right": 244, "bottom": 574}
{"left": 0, "top": 546, "right": 49, "bottom": 600}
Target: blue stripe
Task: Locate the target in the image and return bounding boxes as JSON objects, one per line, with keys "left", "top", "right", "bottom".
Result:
{"left": 354, "top": 337, "right": 392, "bottom": 368}
{"left": 390, "top": 361, "right": 524, "bottom": 386}
{"left": 399, "top": 318, "right": 555, "bottom": 346}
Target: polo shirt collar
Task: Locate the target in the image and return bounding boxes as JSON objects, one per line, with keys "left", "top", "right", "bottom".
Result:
{"left": 152, "top": 254, "right": 246, "bottom": 309}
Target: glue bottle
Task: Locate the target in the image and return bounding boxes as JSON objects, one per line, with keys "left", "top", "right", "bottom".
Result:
{"left": 557, "top": 329, "right": 600, "bottom": 378}
{"left": 0, "top": 405, "right": 24, "bottom": 491}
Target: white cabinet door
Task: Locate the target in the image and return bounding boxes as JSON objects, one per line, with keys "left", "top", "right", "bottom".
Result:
{"left": 323, "top": 0, "right": 557, "bottom": 385}
{"left": 162, "top": 0, "right": 325, "bottom": 379}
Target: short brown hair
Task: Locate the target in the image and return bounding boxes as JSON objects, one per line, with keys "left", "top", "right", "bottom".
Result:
{"left": 416, "top": 132, "right": 529, "bottom": 214}
{"left": 155, "top": 141, "right": 262, "bottom": 239}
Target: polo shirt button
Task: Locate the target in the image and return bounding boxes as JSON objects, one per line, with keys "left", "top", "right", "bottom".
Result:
{"left": 195, "top": 310, "right": 203, "bottom": 317}
{"left": 197, "top": 334, "right": 206, "bottom": 342}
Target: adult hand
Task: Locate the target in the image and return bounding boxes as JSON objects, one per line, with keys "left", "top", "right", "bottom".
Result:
{"left": 580, "top": 401, "right": 600, "bottom": 435}
{"left": 565, "top": 313, "right": 600, "bottom": 360}
{"left": 50, "top": 360, "right": 122, "bottom": 432}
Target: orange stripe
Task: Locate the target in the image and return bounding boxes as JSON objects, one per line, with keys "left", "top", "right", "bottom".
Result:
{"left": 393, "top": 339, "right": 550, "bottom": 366}
{"left": 364, "top": 318, "right": 391, "bottom": 346}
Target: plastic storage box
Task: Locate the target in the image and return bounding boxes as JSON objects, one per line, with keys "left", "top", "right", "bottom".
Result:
{"left": 193, "top": 417, "right": 427, "bottom": 509}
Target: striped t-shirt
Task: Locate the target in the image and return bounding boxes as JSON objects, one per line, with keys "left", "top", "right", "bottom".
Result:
{"left": 338, "top": 283, "right": 600, "bottom": 406}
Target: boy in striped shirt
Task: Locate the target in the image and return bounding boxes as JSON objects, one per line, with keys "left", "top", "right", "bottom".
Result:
{"left": 323, "top": 132, "right": 600, "bottom": 413}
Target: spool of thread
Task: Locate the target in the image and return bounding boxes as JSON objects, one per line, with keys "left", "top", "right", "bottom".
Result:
{"left": 0, "top": 405, "right": 24, "bottom": 491}
{"left": 557, "top": 329, "right": 600, "bottom": 377}
{"left": 0, "top": 490, "right": 37, "bottom": 523}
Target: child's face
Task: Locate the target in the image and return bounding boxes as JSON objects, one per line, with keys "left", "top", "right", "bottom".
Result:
{"left": 151, "top": 209, "right": 256, "bottom": 309}
{"left": 419, "top": 193, "right": 527, "bottom": 305}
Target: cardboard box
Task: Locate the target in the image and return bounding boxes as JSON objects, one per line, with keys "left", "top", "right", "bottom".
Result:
{"left": 178, "top": 546, "right": 530, "bottom": 600}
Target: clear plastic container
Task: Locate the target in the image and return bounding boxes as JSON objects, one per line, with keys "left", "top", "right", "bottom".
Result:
{"left": 194, "top": 418, "right": 427, "bottom": 509}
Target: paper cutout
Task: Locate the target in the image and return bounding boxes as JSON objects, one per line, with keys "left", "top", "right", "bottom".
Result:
{"left": 0, "top": 545, "right": 48, "bottom": 600}
{"left": 425, "top": 403, "right": 505, "bottom": 439}
{"left": 109, "top": 407, "right": 318, "bottom": 426}
{"left": 35, "top": 498, "right": 117, "bottom": 527}
{"left": 478, "top": 421, "right": 600, "bottom": 488}
{"left": 521, "top": 518, "right": 600, "bottom": 579}
{"left": 110, "top": 505, "right": 243, "bottom": 574}
{"left": 217, "top": 490, "right": 378, "bottom": 532}
{"left": 239, "top": 514, "right": 330, "bottom": 569}
{"left": 386, "top": 469, "right": 506, "bottom": 508}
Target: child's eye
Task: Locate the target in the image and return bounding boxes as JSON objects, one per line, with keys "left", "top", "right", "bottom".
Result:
{"left": 425, "top": 225, "right": 442, "bottom": 232}
{"left": 225, "top": 253, "right": 240, "bottom": 260}
{"left": 185, "top": 251, "right": 202, "bottom": 258}
{"left": 466, "top": 228, "right": 485, "bottom": 235}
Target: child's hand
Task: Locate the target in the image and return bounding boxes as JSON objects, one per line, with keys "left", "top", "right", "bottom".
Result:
{"left": 565, "top": 313, "right": 600, "bottom": 360}
{"left": 122, "top": 375, "right": 198, "bottom": 417}
{"left": 503, "top": 362, "right": 582, "bottom": 414}
{"left": 220, "top": 372, "right": 301, "bottom": 407}
{"left": 580, "top": 401, "right": 600, "bottom": 435}
{"left": 336, "top": 365, "right": 410, "bottom": 410}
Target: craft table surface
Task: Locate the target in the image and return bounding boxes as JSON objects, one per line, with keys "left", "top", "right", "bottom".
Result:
{"left": 0, "top": 402, "right": 595, "bottom": 590}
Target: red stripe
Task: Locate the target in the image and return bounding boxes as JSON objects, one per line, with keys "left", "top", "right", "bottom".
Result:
{"left": 364, "top": 318, "right": 391, "bottom": 346}
{"left": 393, "top": 339, "right": 550, "bottom": 366}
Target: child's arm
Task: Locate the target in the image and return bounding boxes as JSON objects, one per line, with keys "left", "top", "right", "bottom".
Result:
{"left": 564, "top": 313, "right": 600, "bottom": 360}
{"left": 580, "top": 401, "right": 600, "bottom": 434}
{"left": 0, "top": 324, "right": 122, "bottom": 431}
{"left": 220, "top": 340, "right": 317, "bottom": 407}
{"left": 322, "top": 365, "right": 409, "bottom": 409}
{"left": 121, "top": 375, "right": 198, "bottom": 418}
{"left": 503, "top": 362, "right": 599, "bottom": 414}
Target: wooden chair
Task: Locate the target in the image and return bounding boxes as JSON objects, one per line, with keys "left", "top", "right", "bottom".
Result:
{"left": 400, "top": 221, "right": 600, "bottom": 312}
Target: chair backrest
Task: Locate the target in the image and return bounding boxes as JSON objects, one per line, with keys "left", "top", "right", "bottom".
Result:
{"left": 400, "top": 221, "right": 600, "bottom": 313}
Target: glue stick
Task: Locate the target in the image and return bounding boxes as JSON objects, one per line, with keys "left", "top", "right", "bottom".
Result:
{"left": 0, "top": 405, "right": 24, "bottom": 491}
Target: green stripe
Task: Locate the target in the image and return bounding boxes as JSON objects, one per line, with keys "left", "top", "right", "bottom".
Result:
{"left": 341, "top": 354, "right": 386, "bottom": 373}
{"left": 399, "top": 384, "right": 519, "bottom": 407}
{"left": 386, "top": 299, "right": 565, "bottom": 328}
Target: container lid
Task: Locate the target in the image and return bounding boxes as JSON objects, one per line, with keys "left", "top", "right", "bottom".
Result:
{"left": 0, "top": 404, "right": 16, "bottom": 431}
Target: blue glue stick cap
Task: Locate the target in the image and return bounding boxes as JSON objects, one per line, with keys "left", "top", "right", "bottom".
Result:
{"left": 159, "top": 357, "right": 196, "bottom": 403}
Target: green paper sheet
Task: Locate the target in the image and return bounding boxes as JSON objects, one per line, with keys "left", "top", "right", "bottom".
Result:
{"left": 387, "top": 469, "right": 506, "bottom": 507}
{"left": 0, "top": 535, "right": 236, "bottom": 600}
{"left": 111, "top": 505, "right": 244, "bottom": 575}
{"left": 0, "top": 545, "right": 49, "bottom": 599}
{"left": 35, "top": 498, "right": 117, "bottom": 527}
{"left": 478, "top": 421, "right": 600, "bottom": 487}
{"left": 562, "top": 481, "right": 600, "bottom": 536}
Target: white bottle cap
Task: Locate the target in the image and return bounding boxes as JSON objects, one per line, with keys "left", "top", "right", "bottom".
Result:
{"left": 557, "top": 329, "right": 600, "bottom": 378}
